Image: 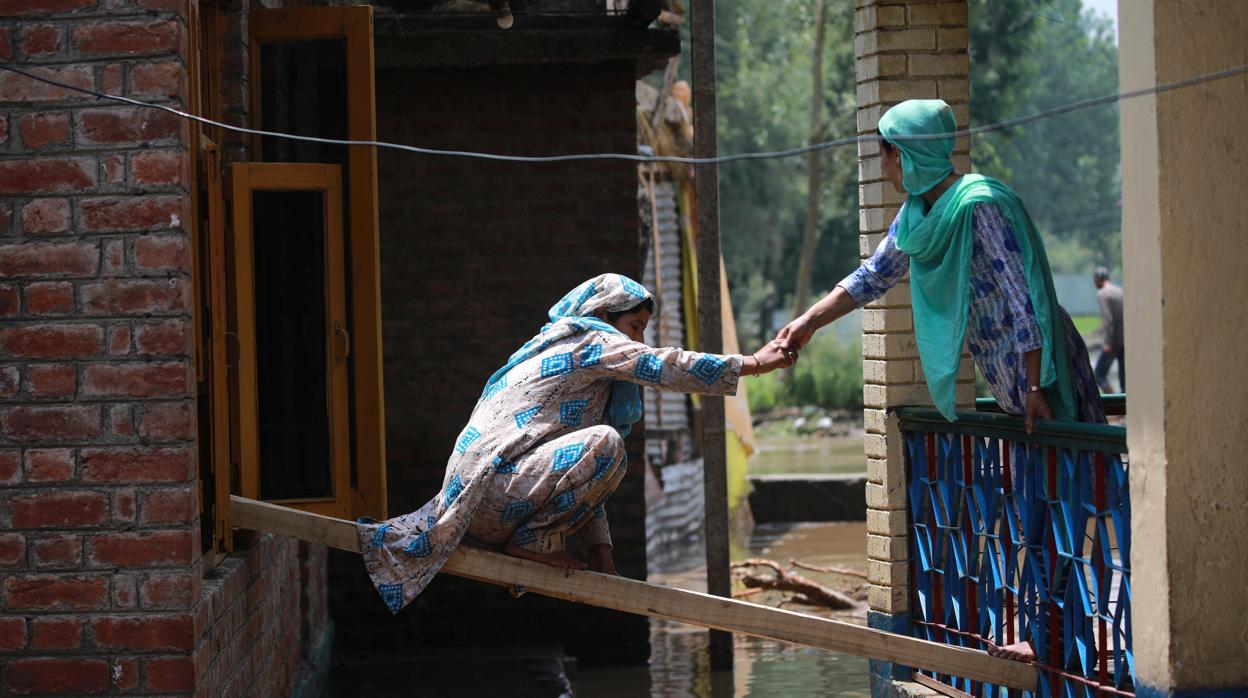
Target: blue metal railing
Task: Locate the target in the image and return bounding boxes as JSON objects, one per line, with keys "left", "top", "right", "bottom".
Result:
{"left": 899, "top": 405, "right": 1134, "bottom": 696}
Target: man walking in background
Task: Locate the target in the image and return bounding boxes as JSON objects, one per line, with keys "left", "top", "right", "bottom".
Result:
{"left": 1093, "top": 267, "right": 1125, "bottom": 392}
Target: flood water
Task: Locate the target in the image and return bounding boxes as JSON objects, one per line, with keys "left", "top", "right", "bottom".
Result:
{"left": 330, "top": 524, "right": 873, "bottom": 697}
{"left": 750, "top": 434, "right": 867, "bottom": 476}
{"left": 569, "top": 521, "right": 872, "bottom": 697}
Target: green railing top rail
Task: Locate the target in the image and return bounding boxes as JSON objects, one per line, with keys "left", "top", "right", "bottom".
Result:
{"left": 897, "top": 402, "right": 1128, "bottom": 454}
{"left": 974, "top": 394, "right": 1126, "bottom": 416}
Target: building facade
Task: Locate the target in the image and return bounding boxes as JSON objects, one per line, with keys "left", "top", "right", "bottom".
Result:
{"left": 0, "top": 0, "right": 675, "bottom": 693}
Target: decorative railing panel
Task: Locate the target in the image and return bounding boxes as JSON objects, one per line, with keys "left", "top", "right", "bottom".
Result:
{"left": 899, "top": 408, "right": 1134, "bottom": 697}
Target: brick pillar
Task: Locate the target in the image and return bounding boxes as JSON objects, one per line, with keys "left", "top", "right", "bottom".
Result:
{"left": 853, "top": 0, "right": 972, "bottom": 690}
{"left": 0, "top": 1, "right": 201, "bottom": 694}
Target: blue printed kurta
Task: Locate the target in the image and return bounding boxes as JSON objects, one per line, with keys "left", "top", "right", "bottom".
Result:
{"left": 842, "top": 204, "right": 1103, "bottom": 421}
{"left": 357, "top": 325, "right": 742, "bottom": 614}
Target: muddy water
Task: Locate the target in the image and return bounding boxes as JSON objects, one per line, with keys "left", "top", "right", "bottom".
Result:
{"left": 569, "top": 522, "right": 872, "bottom": 697}
{"left": 750, "top": 434, "right": 867, "bottom": 476}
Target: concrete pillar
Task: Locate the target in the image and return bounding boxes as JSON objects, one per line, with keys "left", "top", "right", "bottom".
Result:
{"left": 1119, "top": 1, "right": 1248, "bottom": 693}
{"left": 853, "top": 0, "right": 974, "bottom": 689}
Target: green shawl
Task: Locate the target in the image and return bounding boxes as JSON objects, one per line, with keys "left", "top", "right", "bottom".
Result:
{"left": 879, "top": 100, "right": 1076, "bottom": 421}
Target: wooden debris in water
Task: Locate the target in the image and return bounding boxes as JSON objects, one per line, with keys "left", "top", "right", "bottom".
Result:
{"left": 788, "top": 558, "right": 869, "bottom": 580}
{"left": 731, "top": 558, "right": 858, "bottom": 610}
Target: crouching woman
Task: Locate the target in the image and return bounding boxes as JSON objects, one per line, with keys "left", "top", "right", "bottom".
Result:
{"left": 357, "top": 273, "right": 794, "bottom": 613}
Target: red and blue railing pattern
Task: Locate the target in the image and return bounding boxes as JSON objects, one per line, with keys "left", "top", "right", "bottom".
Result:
{"left": 900, "top": 398, "right": 1133, "bottom": 696}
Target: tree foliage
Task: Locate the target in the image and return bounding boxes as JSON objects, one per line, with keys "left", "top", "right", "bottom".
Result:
{"left": 712, "top": 0, "right": 859, "bottom": 347}
{"left": 970, "top": 0, "right": 1121, "bottom": 271}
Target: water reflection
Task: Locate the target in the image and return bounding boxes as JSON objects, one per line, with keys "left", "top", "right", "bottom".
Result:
{"left": 750, "top": 434, "right": 868, "bottom": 476}
{"left": 571, "top": 522, "right": 872, "bottom": 697}
{"left": 644, "top": 621, "right": 870, "bottom": 698}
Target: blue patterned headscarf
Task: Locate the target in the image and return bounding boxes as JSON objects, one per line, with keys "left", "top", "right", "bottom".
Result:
{"left": 480, "top": 273, "right": 654, "bottom": 435}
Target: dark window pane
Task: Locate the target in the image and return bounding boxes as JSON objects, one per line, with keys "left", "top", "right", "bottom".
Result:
{"left": 258, "top": 37, "right": 358, "bottom": 487}
{"left": 252, "top": 190, "right": 333, "bottom": 500}
{"left": 258, "top": 39, "right": 348, "bottom": 165}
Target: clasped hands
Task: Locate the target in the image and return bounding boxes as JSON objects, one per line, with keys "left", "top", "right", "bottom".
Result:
{"left": 750, "top": 341, "right": 798, "bottom": 375}
{"left": 749, "top": 316, "right": 813, "bottom": 375}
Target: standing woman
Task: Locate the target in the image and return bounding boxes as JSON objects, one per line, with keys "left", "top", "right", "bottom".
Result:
{"left": 358, "top": 274, "right": 795, "bottom": 614}
{"left": 776, "top": 99, "right": 1103, "bottom": 431}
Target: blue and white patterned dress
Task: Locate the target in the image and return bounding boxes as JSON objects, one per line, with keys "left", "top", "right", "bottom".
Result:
{"left": 841, "top": 205, "right": 1104, "bottom": 421}
{"left": 356, "top": 274, "right": 743, "bottom": 614}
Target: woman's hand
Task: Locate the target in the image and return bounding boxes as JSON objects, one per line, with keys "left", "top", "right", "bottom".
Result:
{"left": 750, "top": 341, "right": 797, "bottom": 375}
{"left": 1024, "top": 390, "right": 1053, "bottom": 434}
{"left": 589, "top": 543, "right": 617, "bottom": 575}
{"left": 774, "top": 315, "right": 815, "bottom": 353}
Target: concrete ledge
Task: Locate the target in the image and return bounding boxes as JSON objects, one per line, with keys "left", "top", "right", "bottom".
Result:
{"left": 868, "top": 610, "right": 913, "bottom": 695}
{"left": 747, "top": 474, "right": 867, "bottom": 523}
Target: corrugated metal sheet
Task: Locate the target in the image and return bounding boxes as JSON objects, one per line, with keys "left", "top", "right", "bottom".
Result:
{"left": 641, "top": 180, "right": 690, "bottom": 437}
{"left": 644, "top": 458, "right": 706, "bottom": 573}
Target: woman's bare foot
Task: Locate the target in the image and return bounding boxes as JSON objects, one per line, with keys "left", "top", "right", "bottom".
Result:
{"left": 987, "top": 641, "right": 1036, "bottom": 662}
{"left": 504, "top": 542, "right": 587, "bottom": 570}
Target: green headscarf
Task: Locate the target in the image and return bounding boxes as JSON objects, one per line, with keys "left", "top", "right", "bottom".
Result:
{"left": 878, "top": 99, "right": 956, "bottom": 195}
{"left": 880, "top": 100, "right": 1076, "bottom": 422}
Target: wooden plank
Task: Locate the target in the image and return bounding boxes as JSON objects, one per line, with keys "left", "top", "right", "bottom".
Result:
{"left": 912, "top": 671, "right": 975, "bottom": 698}
{"left": 231, "top": 495, "right": 362, "bottom": 553}
{"left": 228, "top": 496, "right": 1037, "bottom": 690}
{"left": 690, "top": 0, "right": 732, "bottom": 672}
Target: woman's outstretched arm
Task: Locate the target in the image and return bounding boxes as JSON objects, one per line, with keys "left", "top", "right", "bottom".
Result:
{"left": 777, "top": 216, "right": 909, "bottom": 351}
{"left": 776, "top": 286, "right": 858, "bottom": 352}
{"left": 579, "top": 332, "right": 792, "bottom": 396}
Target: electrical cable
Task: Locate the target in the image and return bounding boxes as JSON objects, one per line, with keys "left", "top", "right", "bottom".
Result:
{"left": 0, "top": 61, "right": 1245, "bottom": 165}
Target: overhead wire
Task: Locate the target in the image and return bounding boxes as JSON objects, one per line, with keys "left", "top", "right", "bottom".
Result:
{"left": 0, "top": 61, "right": 1245, "bottom": 165}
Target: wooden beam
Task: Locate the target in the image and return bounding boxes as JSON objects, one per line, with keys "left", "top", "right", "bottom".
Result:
{"left": 912, "top": 672, "right": 975, "bottom": 698}
{"left": 690, "top": 0, "right": 732, "bottom": 671}
{"left": 231, "top": 495, "right": 362, "bottom": 552}
{"left": 229, "top": 496, "right": 1037, "bottom": 690}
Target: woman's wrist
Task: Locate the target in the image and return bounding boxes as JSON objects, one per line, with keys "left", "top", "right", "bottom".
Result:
{"left": 801, "top": 308, "right": 822, "bottom": 331}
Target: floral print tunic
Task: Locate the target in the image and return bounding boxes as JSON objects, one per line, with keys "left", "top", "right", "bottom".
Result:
{"left": 841, "top": 204, "right": 1103, "bottom": 421}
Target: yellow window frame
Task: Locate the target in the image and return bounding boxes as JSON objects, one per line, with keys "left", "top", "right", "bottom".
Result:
{"left": 249, "top": 5, "right": 387, "bottom": 520}
{"left": 189, "top": 0, "right": 235, "bottom": 560}
{"left": 226, "top": 163, "right": 352, "bottom": 520}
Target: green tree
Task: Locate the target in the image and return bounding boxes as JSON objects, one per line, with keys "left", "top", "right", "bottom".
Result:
{"left": 967, "top": 0, "right": 1041, "bottom": 179}
{"left": 970, "top": 0, "right": 1121, "bottom": 272}
{"left": 712, "top": 0, "right": 859, "bottom": 347}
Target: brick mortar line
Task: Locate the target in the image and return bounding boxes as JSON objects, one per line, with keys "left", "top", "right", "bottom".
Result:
{"left": 0, "top": 144, "right": 194, "bottom": 154}
{"left": 0, "top": 54, "right": 190, "bottom": 70}
{"left": 0, "top": 276, "right": 193, "bottom": 282}
{"left": 0, "top": 147, "right": 193, "bottom": 160}
{"left": 0, "top": 10, "right": 190, "bottom": 22}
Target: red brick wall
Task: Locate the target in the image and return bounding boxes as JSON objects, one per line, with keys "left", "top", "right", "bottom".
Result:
{"left": 0, "top": 0, "right": 327, "bottom": 694}
{"left": 193, "top": 536, "right": 326, "bottom": 698}
{"left": 328, "top": 59, "right": 650, "bottom": 666}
